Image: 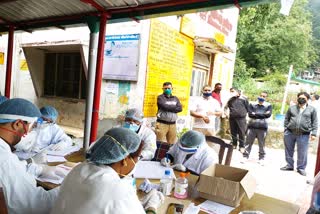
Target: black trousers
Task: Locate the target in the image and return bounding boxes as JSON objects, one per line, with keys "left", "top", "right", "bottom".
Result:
{"left": 229, "top": 117, "right": 246, "bottom": 148}
{"left": 243, "top": 128, "right": 267, "bottom": 159}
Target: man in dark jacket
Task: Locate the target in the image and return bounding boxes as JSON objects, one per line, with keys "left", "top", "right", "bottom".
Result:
{"left": 227, "top": 88, "right": 249, "bottom": 151}
{"left": 156, "top": 82, "right": 182, "bottom": 144}
{"left": 281, "top": 92, "right": 318, "bottom": 176}
{"left": 242, "top": 91, "right": 272, "bottom": 165}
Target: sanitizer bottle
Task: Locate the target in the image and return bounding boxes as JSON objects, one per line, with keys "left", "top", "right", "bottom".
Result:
{"left": 174, "top": 172, "right": 188, "bottom": 199}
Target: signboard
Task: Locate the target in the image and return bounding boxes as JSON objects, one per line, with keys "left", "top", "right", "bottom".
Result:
{"left": 144, "top": 19, "right": 194, "bottom": 117}
{"left": 20, "top": 59, "right": 29, "bottom": 71}
{"left": 0, "top": 52, "right": 4, "bottom": 65}
{"left": 103, "top": 34, "right": 140, "bottom": 81}
{"left": 214, "top": 32, "right": 225, "bottom": 45}
{"left": 180, "top": 16, "right": 196, "bottom": 39}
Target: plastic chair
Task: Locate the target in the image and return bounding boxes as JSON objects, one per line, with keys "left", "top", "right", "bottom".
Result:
{"left": 205, "top": 136, "right": 233, "bottom": 165}
{"left": 152, "top": 141, "right": 172, "bottom": 161}
{"left": 0, "top": 188, "right": 8, "bottom": 214}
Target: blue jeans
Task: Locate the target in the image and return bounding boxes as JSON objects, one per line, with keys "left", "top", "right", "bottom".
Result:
{"left": 284, "top": 129, "right": 310, "bottom": 170}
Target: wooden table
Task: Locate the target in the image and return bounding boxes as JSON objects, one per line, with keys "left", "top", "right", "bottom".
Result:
{"left": 38, "top": 153, "right": 300, "bottom": 214}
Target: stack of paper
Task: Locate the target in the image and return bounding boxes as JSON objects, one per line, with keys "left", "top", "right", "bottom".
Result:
{"left": 133, "top": 161, "right": 176, "bottom": 179}
{"left": 199, "top": 200, "right": 234, "bottom": 214}
{"left": 36, "top": 164, "right": 73, "bottom": 184}
{"left": 47, "top": 146, "right": 80, "bottom": 157}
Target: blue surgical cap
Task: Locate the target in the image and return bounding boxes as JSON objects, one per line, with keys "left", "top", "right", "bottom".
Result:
{"left": 180, "top": 130, "right": 205, "bottom": 148}
{"left": 125, "top": 108, "right": 144, "bottom": 122}
{"left": 86, "top": 127, "right": 141, "bottom": 165}
{"left": 0, "top": 98, "right": 41, "bottom": 124}
{"left": 0, "top": 96, "right": 8, "bottom": 105}
{"left": 40, "top": 106, "right": 58, "bottom": 122}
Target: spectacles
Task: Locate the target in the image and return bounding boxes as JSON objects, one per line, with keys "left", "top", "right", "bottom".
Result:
{"left": 203, "top": 90, "right": 211, "bottom": 92}
{"left": 163, "top": 88, "right": 171, "bottom": 90}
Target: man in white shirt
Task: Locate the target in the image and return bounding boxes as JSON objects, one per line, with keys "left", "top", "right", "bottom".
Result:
{"left": 190, "top": 85, "right": 222, "bottom": 136}
{"left": 0, "top": 98, "right": 60, "bottom": 214}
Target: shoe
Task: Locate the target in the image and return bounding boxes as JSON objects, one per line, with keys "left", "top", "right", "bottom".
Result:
{"left": 258, "top": 159, "right": 265, "bottom": 166}
{"left": 297, "top": 169, "right": 306, "bottom": 176}
{"left": 240, "top": 156, "right": 248, "bottom": 164}
{"left": 280, "top": 165, "right": 294, "bottom": 171}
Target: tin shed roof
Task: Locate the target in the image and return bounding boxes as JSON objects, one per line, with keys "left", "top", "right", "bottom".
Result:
{"left": 0, "top": 0, "right": 273, "bottom": 32}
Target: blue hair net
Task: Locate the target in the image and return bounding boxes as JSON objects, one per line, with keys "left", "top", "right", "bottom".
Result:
{"left": 40, "top": 106, "right": 58, "bottom": 122}
{"left": 180, "top": 130, "right": 205, "bottom": 148}
{"left": 0, "top": 96, "right": 8, "bottom": 105}
{"left": 86, "top": 127, "right": 141, "bottom": 165}
{"left": 0, "top": 98, "right": 41, "bottom": 124}
{"left": 125, "top": 108, "right": 144, "bottom": 122}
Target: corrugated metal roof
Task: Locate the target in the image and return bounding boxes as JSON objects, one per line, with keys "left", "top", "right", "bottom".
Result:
{"left": 0, "top": 0, "right": 274, "bottom": 32}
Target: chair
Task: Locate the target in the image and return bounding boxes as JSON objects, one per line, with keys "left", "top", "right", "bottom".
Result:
{"left": 205, "top": 136, "right": 233, "bottom": 165}
{"left": 0, "top": 188, "right": 8, "bottom": 214}
{"left": 152, "top": 141, "right": 172, "bottom": 161}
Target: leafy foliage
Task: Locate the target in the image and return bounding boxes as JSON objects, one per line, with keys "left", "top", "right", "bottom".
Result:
{"left": 236, "top": 0, "right": 316, "bottom": 76}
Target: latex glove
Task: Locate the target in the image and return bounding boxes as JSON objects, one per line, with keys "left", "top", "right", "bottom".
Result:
{"left": 39, "top": 165, "right": 67, "bottom": 180}
{"left": 31, "top": 151, "right": 47, "bottom": 164}
{"left": 50, "top": 142, "right": 68, "bottom": 151}
{"left": 172, "top": 164, "right": 186, "bottom": 172}
{"left": 139, "top": 179, "right": 160, "bottom": 193}
{"left": 140, "top": 189, "right": 165, "bottom": 209}
{"left": 160, "top": 157, "right": 171, "bottom": 167}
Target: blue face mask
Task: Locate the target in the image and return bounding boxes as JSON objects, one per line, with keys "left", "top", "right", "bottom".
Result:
{"left": 203, "top": 92, "right": 212, "bottom": 97}
{"left": 123, "top": 122, "right": 140, "bottom": 132}
{"left": 258, "top": 97, "right": 265, "bottom": 103}
{"left": 164, "top": 89, "right": 172, "bottom": 95}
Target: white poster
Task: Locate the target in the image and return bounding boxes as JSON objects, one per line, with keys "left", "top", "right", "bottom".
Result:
{"left": 103, "top": 34, "right": 140, "bottom": 81}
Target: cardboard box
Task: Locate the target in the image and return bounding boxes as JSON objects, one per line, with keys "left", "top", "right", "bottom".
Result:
{"left": 197, "top": 164, "right": 256, "bottom": 207}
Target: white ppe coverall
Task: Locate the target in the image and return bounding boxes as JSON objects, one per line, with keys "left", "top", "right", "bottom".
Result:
{"left": 51, "top": 162, "right": 145, "bottom": 214}
{"left": 167, "top": 142, "right": 218, "bottom": 174}
{"left": 16, "top": 123, "right": 72, "bottom": 152}
{"left": 137, "top": 125, "right": 157, "bottom": 160}
{"left": 0, "top": 139, "right": 59, "bottom": 214}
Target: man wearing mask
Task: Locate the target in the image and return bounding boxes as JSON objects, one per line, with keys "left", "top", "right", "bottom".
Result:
{"left": 0, "top": 98, "right": 61, "bottom": 214}
{"left": 156, "top": 82, "right": 182, "bottom": 144}
{"left": 190, "top": 85, "right": 222, "bottom": 136}
{"left": 123, "top": 108, "right": 157, "bottom": 160}
{"left": 227, "top": 87, "right": 249, "bottom": 151}
{"left": 281, "top": 92, "right": 318, "bottom": 176}
{"left": 211, "top": 83, "right": 222, "bottom": 107}
{"left": 241, "top": 92, "right": 272, "bottom": 165}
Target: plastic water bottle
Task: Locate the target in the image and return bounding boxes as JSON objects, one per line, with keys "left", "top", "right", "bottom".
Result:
{"left": 174, "top": 172, "right": 188, "bottom": 199}
{"left": 159, "top": 169, "right": 173, "bottom": 196}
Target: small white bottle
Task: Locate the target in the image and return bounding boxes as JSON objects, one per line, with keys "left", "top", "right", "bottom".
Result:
{"left": 159, "top": 169, "right": 173, "bottom": 196}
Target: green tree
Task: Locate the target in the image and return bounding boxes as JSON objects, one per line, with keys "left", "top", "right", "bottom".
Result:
{"left": 236, "top": 0, "right": 316, "bottom": 77}
{"left": 308, "top": 0, "right": 320, "bottom": 68}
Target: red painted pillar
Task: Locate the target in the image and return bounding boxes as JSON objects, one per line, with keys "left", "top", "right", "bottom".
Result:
{"left": 315, "top": 136, "right": 320, "bottom": 176}
{"left": 4, "top": 25, "right": 14, "bottom": 98}
{"left": 89, "top": 14, "right": 107, "bottom": 144}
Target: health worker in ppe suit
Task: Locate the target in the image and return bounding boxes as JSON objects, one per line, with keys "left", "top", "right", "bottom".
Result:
{"left": 51, "top": 127, "right": 164, "bottom": 214}
{"left": 0, "top": 98, "right": 62, "bottom": 214}
{"left": 15, "top": 105, "right": 72, "bottom": 153}
{"left": 161, "top": 130, "right": 218, "bottom": 175}
{"left": 123, "top": 108, "right": 156, "bottom": 160}
{"left": 0, "top": 95, "right": 8, "bottom": 104}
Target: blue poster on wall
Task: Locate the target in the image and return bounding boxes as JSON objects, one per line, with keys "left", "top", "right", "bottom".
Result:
{"left": 103, "top": 34, "right": 140, "bottom": 81}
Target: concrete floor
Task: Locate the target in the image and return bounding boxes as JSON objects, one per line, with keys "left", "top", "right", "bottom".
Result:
{"left": 229, "top": 144, "right": 316, "bottom": 214}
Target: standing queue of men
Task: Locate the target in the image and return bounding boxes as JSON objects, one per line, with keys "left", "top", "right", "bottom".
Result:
{"left": 0, "top": 82, "right": 318, "bottom": 214}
